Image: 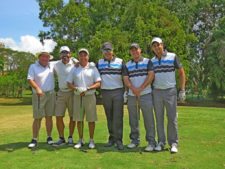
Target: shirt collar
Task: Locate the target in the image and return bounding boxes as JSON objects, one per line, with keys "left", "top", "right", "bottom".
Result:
{"left": 104, "top": 56, "right": 116, "bottom": 62}
{"left": 131, "top": 56, "right": 143, "bottom": 63}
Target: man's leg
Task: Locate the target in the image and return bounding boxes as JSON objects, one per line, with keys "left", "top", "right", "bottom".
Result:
{"left": 88, "top": 122, "right": 95, "bottom": 139}
{"left": 127, "top": 95, "right": 140, "bottom": 146}
{"left": 112, "top": 89, "right": 124, "bottom": 147}
{"left": 56, "top": 116, "right": 65, "bottom": 138}
{"left": 153, "top": 89, "right": 166, "bottom": 145}
{"left": 164, "top": 88, "right": 178, "bottom": 146}
{"left": 45, "top": 116, "right": 53, "bottom": 137}
{"left": 32, "top": 118, "right": 42, "bottom": 138}
{"left": 102, "top": 90, "right": 114, "bottom": 143}
{"left": 140, "top": 94, "right": 156, "bottom": 147}
{"left": 69, "top": 117, "right": 75, "bottom": 137}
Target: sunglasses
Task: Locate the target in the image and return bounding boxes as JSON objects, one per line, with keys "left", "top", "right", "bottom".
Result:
{"left": 103, "top": 49, "right": 112, "bottom": 53}
{"left": 61, "top": 51, "right": 70, "bottom": 54}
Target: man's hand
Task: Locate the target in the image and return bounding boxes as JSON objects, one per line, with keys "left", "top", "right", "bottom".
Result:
{"left": 36, "top": 88, "right": 44, "bottom": 96}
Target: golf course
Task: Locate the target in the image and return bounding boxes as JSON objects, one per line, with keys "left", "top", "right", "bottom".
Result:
{"left": 0, "top": 97, "right": 224, "bottom": 169}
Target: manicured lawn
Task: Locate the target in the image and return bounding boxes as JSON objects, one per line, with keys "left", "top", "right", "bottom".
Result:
{"left": 0, "top": 104, "right": 224, "bottom": 169}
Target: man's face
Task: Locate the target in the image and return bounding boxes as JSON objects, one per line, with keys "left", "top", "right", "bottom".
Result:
{"left": 103, "top": 49, "right": 113, "bottom": 60}
{"left": 78, "top": 52, "right": 89, "bottom": 66}
{"left": 60, "top": 51, "right": 71, "bottom": 64}
{"left": 39, "top": 53, "right": 50, "bottom": 66}
{"left": 151, "top": 42, "right": 164, "bottom": 57}
{"left": 130, "top": 47, "right": 141, "bottom": 60}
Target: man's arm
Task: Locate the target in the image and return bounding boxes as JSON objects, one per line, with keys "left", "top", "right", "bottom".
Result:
{"left": 178, "top": 67, "right": 185, "bottom": 90}
{"left": 28, "top": 79, "right": 44, "bottom": 96}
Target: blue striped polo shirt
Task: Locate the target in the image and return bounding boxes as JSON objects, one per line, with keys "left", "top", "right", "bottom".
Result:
{"left": 124, "top": 57, "right": 153, "bottom": 96}
{"left": 151, "top": 51, "right": 182, "bottom": 89}
{"left": 97, "top": 57, "right": 125, "bottom": 90}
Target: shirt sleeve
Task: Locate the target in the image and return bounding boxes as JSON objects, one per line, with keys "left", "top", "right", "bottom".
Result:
{"left": 93, "top": 67, "right": 101, "bottom": 82}
{"left": 147, "top": 60, "right": 154, "bottom": 71}
{"left": 27, "top": 64, "right": 34, "bottom": 80}
{"left": 121, "top": 61, "right": 128, "bottom": 76}
{"left": 66, "top": 67, "right": 74, "bottom": 83}
{"left": 123, "top": 63, "right": 129, "bottom": 76}
{"left": 174, "top": 55, "right": 183, "bottom": 69}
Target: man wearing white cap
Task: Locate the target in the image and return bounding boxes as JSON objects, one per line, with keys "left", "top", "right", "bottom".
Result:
{"left": 53, "top": 46, "right": 78, "bottom": 146}
{"left": 151, "top": 37, "right": 186, "bottom": 153}
{"left": 67, "top": 48, "right": 101, "bottom": 149}
{"left": 124, "top": 43, "right": 156, "bottom": 152}
{"left": 27, "top": 51, "right": 55, "bottom": 148}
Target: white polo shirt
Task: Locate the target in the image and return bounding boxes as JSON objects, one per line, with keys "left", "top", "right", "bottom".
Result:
{"left": 54, "top": 58, "right": 78, "bottom": 91}
{"left": 66, "top": 63, "right": 101, "bottom": 95}
{"left": 27, "top": 61, "right": 55, "bottom": 93}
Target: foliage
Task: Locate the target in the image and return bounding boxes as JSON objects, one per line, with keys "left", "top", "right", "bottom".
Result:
{"left": 0, "top": 47, "right": 35, "bottom": 97}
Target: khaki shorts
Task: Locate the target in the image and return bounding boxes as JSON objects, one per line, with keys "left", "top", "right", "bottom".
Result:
{"left": 73, "top": 94, "right": 97, "bottom": 122}
{"left": 32, "top": 91, "right": 56, "bottom": 119}
{"left": 55, "top": 90, "right": 73, "bottom": 117}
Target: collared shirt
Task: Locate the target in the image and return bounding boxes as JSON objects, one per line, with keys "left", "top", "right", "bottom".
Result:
{"left": 124, "top": 57, "right": 153, "bottom": 96}
{"left": 151, "top": 51, "right": 182, "bottom": 89}
{"left": 54, "top": 59, "right": 77, "bottom": 91}
{"left": 96, "top": 57, "right": 126, "bottom": 90}
{"left": 27, "top": 61, "right": 55, "bottom": 93}
{"left": 66, "top": 62, "right": 101, "bottom": 95}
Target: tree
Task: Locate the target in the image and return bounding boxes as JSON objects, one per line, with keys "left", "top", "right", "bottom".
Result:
{"left": 203, "top": 17, "right": 225, "bottom": 99}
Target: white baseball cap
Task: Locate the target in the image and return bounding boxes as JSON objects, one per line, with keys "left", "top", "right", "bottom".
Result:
{"left": 78, "top": 48, "right": 89, "bottom": 55}
{"left": 151, "top": 37, "right": 163, "bottom": 45}
{"left": 60, "top": 46, "right": 70, "bottom": 53}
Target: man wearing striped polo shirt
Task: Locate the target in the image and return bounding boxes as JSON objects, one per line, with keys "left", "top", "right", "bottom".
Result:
{"left": 124, "top": 43, "right": 156, "bottom": 152}
{"left": 151, "top": 37, "right": 186, "bottom": 153}
{"left": 96, "top": 42, "right": 126, "bottom": 150}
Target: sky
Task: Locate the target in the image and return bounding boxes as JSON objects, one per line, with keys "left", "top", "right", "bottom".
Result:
{"left": 0, "top": 0, "right": 56, "bottom": 54}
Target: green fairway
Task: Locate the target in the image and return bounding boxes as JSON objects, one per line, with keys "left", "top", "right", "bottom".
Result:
{"left": 0, "top": 105, "right": 224, "bottom": 169}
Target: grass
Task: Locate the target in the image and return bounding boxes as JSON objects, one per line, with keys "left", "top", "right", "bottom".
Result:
{"left": 0, "top": 100, "right": 225, "bottom": 169}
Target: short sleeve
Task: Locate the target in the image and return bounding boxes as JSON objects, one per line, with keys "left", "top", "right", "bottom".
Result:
{"left": 27, "top": 64, "right": 35, "bottom": 80}
{"left": 121, "top": 62, "right": 128, "bottom": 76}
{"left": 93, "top": 67, "right": 101, "bottom": 82}
{"left": 147, "top": 60, "right": 154, "bottom": 71}
{"left": 174, "top": 56, "right": 183, "bottom": 69}
{"left": 66, "top": 67, "right": 75, "bottom": 83}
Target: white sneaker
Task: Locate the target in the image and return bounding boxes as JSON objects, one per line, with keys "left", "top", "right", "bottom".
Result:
{"left": 144, "top": 144, "right": 154, "bottom": 152}
{"left": 155, "top": 142, "right": 164, "bottom": 151}
{"left": 28, "top": 139, "right": 37, "bottom": 148}
{"left": 171, "top": 144, "right": 178, "bottom": 153}
{"left": 74, "top": 139, "right": 84, "bottom": 149}
{"left": 127, "top": 143, "right": 138, "bottom": 149}
{"left": 88, "top": 140, "right": 95, "bottom": 149}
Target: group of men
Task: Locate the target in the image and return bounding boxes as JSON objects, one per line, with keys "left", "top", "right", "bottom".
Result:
{"left": 27, "top": 37, "right": 186, "bottom": 153}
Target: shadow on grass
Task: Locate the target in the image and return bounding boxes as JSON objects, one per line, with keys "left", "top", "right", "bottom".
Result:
{"left": 0, "top": 142, "right": 73, "bottom": 152}
{"left": 0, "top": 142, "right": 170, "bottom": 154}
{"left": 94, "top": 143, "right": 169, "bottom": 154}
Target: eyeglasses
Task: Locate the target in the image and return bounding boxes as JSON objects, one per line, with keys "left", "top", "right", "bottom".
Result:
{"left": 103, "top": 49, "right": 112, "bottom": 53}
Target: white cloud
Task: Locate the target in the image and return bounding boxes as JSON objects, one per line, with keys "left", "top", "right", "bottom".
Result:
{"left": 0, "top": 35, "right": 57, "bottom": 54}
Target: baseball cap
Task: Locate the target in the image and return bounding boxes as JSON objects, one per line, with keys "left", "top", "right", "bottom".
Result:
{"left": 102, "top": 42, "right": 113, "bottom": 50}
{"left": 60, "top": 46, "right": 70, "bottom": 53}
{"left": 151, "top": 37, "right": 163, "bottom": 45}
{"left": 130, "top": 43, "right": 140, "bottom": 49}
{"left": 78, "top": 48, "right": 89, "bottom": 55}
